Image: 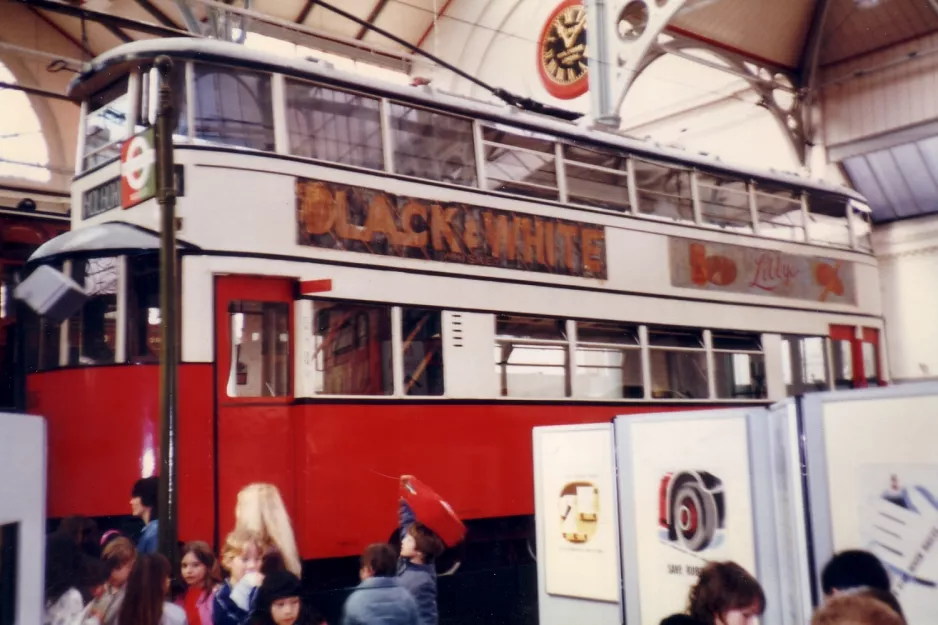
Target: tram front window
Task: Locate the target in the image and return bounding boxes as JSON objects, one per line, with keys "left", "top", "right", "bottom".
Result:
{"left": 83, "top": 77, "right": 130, "bottom": 169}
{"left": 68, "top": 258, "right": 118, "bottom": 366}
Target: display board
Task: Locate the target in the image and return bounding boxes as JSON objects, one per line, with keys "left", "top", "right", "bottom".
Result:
{"left": 535, "top": 424, "right": 619, "bottom": 602}
{"left": 803, "top": 383, "right": 938, "bottom": 625}
{"left": 615, "top": 409, "right": 762, "bottom": 625}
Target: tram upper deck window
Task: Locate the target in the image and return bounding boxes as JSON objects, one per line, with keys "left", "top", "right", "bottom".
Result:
{"left": 68, "top": 258, "right": 118, "bottom": 366}
{"left": 136, "top": 64, "right": 188, "bottom": 137}
{"left": 632, "top": 158, "right": 693, "bottom": 223}
{"left": 286, "top": 80, "right": 383, "bottom": 170}
{"left": 495, "top": 314, "right": 568, "bottom": 398}
{"left": 754, "top": 181, "right": 805, "bottom": 242}
{"left": 808, "top": 192, "right": 851, "bottom": 249}
{"left": 192, "top": 64, "right": 275, "bottom": 152}
{"left": 390, "top": 104, "right": 476, "bottom": 187}
{"left": 648, "top": 327, "right": 708, "bottom": 399}
{"left": 227, "top": 301, "right": 290, "bottom": 397}
{"left": 312, "top": 301, "right": 392, "bottom": 396}
{"left": 563, "top": 144, "right": 630, "bottom": 212}
{"left": 482, "top": 125, "right": 559, "bottom": 201}
{"left": 696, "top": 171, "right": 752, "bottom": 233}
{"left": 83, "top": 77, "right": 130, "bottom": 170}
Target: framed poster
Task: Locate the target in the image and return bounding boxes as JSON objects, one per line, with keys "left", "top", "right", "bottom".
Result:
{"left": 534, "top": 424, "right": 619, "bottom": 603}
{"left": 803, "top": 383, "right": 938, "bottom": 625}
{"left": 615, "top": 410, "right": 761, "bottom": 625}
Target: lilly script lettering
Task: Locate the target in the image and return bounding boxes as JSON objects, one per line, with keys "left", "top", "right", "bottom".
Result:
{"left": 296, "top": 179, "right": 607, "bottom": 279}
{"left": 749, "top": 253, "right": 800, "bottom": 291}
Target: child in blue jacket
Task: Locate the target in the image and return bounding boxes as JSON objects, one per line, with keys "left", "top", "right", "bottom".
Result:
{"left": 397, "top": 491, "right": 445, "bottom": 625}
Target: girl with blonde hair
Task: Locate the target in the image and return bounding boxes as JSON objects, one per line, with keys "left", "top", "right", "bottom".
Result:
{"left": 235, "top": 483, "right": 302, "bottom": 577}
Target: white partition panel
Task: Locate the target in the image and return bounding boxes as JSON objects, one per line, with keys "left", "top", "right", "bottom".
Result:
{"left": 802, "top": 382, "right": 938, "bottom": 625}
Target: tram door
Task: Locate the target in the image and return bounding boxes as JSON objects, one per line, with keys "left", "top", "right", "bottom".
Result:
{"left": 830, "top": 324, "right": 883, "bottom": 389}
{"left": 214, "top": 276, "right": 297, "bottom": 537}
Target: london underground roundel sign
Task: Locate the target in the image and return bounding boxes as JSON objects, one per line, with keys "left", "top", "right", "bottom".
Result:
{"left": 537, "top": 0, "right": 589, "bottom": 100}
{"left": 120, "top": 127, "right": 157, "bottom": 209}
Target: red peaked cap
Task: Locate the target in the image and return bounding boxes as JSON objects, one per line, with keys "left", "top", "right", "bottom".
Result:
{"left": 401, "top": 477, "right": 466, "bottom": 548}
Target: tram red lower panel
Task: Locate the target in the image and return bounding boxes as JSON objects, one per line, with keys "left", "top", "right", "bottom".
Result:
{"left": 32, "top": 366, "right": 704, "bottom": 560}
{"left": 28, "top": 364, "right": 214, "bottom": 543}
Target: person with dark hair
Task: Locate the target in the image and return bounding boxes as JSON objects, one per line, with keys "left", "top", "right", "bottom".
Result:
{"left": 116, "top": 554, "right": 185, "bottom": 625}
{"left": 820, "top": 550, "right": 891, "bottom": 598}
{"left": 55, "top": 516, "right": 102, "bottom": 559}
{"left": 659, "top": 561, "right": 766, "bottom": 625}
{"left": 341, "top": 544, "right": 419, "bottom": 625}
{"left": 130, "top": 477, "right": 160, "bottom": 554}
{"left": 44, "top": 533, "right": 110, "bottom": 625}
{"left": 178, "top": 541, "right": 222, "bottom": 625}
{"left": 250, "top": 570, "right": 320, "bottom": 625}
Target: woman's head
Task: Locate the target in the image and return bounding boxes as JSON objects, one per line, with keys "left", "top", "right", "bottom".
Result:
{"left": 102, "top": 536, "right": 137, "bottom": 588}
{"left": 813, "top": 594, "right": 904, "bottom": 625}
{"left": 688, "top": 562, "right": 765, "bottom": 625}
{"left": 253, "top": 570, "right": 303, "bottom": 625}
{"left": 119, "top": 554, "right": 172, "bottom": 625}
{"left": 221, "top": 529, "right": 263, "bottom": 584}
{"left": 181, "top": 541, "right": 222, "bottom": 591}
{"left": 235, "top": 483, "right": 301, "bottom": 577}
{"left": 45, "top": 532, "right": 84, "bottom": 604}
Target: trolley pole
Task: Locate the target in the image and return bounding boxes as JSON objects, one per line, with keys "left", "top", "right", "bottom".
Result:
{"left": 154, "top": 55, "right": 180, "bottom": 566}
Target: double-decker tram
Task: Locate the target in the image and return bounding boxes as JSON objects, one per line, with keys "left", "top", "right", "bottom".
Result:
{"left": 23, "top": 38, "right": 884, "bottom": 618}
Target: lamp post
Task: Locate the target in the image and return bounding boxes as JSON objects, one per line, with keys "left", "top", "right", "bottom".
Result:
{"left": 154, "top": 55, "right": 180, "bottom": 566}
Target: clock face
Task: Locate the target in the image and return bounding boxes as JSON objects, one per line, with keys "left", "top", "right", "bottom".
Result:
{"left": 537, "top": 0, "right": 588, "bottom": 100}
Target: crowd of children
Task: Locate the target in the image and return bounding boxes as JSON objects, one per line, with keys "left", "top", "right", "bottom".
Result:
{"left": 44, "top": 476, "right": 460, "bottom": 625}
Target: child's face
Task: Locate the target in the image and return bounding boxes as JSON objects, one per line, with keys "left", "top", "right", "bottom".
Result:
{"left": 228, "top": 543, "right": 261, "bottom": 584}
{"left": 109, "top": 560, "right": 135, "bottom": 588}
{"left": 400, "top": 533, "right": 418, "bottom": 559}
{"left": 181, "top": 552, "right": 208, "bottom": 588}
{"left": 359, "top": 565, "right": 373, "bottom": 582}
{"left": 271, "top": 596, "right": 301, "bottom": 625}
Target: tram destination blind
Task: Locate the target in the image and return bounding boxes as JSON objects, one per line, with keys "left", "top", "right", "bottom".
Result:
{"left": 82, "top": 178, "right": 120, "bottom": 219}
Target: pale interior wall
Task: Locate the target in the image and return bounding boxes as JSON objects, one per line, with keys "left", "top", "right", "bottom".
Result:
{"left": 0, "top": 3, "right": 83, "bottom": 191}
{"left": 872, "top": 214, "right": 938, "bottom": 381}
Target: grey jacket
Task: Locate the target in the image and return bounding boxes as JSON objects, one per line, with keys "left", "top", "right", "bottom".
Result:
{"left": 341, "top": 577, "right": 418, "bottom": 625}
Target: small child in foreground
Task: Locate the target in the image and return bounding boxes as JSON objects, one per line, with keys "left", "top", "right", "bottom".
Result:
{"left": 342, "top": 543, "right": 417, "bottom": 625}
{"left": 214, "top": 529, "right": 264, "bottom": 625}
{"left": 249, "top": 571, "right": 324, "bottom": 625}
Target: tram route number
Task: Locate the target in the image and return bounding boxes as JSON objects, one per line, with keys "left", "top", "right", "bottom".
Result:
{"left": 83, "top": 177, "right": 120, "bottom": 219}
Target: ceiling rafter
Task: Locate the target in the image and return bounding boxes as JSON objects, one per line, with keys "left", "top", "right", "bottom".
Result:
{"left": 133, "top": 0, "right": 184, "bottom": 30}
{"left": 356, "top": 0, "right": 390, "bottom": 40}
{"left": 295, "top": 0, "right": 315, "bottom": 24}
{"left": 102, "top": 23, "right": 135, "bottom": 44}
{"left": 17, "top": 0, "right": 194, "bottom": 39}
{"left": 27, "top": 6, "right": 94, "bottom": 59}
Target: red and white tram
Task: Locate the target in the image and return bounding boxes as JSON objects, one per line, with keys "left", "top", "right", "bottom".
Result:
{"left": 23, "top": 38, "right": 883, "bottom": 605}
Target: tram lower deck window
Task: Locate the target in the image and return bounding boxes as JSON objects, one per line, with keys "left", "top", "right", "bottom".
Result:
{"left": 648, "top": 327, "right": 708, "bottom": 399}
{"left": 68, "top": 258, "right": 118, "bottom": 366}
{"left": 312, "top": 302, "right": 393, "bottom": 396}
{"left": 227, "top": 301, "right": 290, "bottom": 398}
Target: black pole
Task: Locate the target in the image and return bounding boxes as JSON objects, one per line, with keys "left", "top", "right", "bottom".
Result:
{"left": 154, "top": 55, "right": 180, "bottom": 566}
